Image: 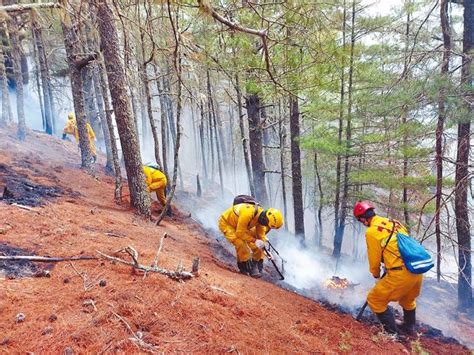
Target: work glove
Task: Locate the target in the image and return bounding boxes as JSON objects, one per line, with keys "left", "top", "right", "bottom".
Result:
{"left": 255, "top": 239, "right": 265, "bottom": 249}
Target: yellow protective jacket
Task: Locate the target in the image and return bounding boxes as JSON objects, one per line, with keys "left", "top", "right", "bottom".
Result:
{"left": 63, "top": 119, "right": 96, "bottom": 142}
{"left": 220, "top": 203, "right": 268, "bottom": 243}
{"left": 143, "top": 166, "right": 167, "bottom": 192}
{"left": 366, "top": 215, "right": 407, "bottom": 278}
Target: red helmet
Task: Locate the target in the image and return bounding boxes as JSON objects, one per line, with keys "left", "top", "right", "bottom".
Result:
{"left": 353, "top": 201, "right": 375, "bottom": 218}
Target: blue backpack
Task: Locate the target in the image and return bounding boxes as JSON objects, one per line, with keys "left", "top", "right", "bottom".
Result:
{"left": 384, "top": 221, "right": 434, "bottom": 274}
{"left": 396, "top": 232, "right": 434, "bottom": 274}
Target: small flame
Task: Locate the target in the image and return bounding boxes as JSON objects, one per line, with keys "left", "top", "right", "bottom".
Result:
{"left": 324, "top": 276, "right": 351, "bottom": 290}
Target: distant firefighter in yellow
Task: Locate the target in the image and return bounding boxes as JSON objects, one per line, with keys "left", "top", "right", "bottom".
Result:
{"left": 143, "top": 163, "right": 171, "bottom": 216}
{"left": 62, "top": 112, "right": 97, "bottom": 162}
{"left": 218, "top": 196, "right": 283, "bottom": 277}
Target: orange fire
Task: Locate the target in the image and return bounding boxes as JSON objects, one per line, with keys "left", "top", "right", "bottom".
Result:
{"left": 324, "top": 276, "right": 350, "bottom": 290}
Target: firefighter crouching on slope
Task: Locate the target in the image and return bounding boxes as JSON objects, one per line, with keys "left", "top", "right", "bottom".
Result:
{"left": 62, "top": 112, "right": 97, "bottom": 162}
{"left": 218, "top": 203, "right": 283, "bottom": 277}
{"left": 354, "top": 201, "right": 422, "bottom": 336}
{"left": 143, "top": 164, "right": 171, "bottom": 216}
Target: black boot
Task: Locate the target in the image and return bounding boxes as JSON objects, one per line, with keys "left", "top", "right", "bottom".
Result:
{"left": 255, "top": 259, "right": 263, "bottom": 273}
{"left": 376, "top": 309, "right": 398, "bottom": 335}
{"left": 248, "top": 260, "right": 261, "bottom": 278}
{"left": 400, "top": 308, "right": 416, "bottom": 336}
{"left": 237, "top": 261, "right": 250, "bottom": 275}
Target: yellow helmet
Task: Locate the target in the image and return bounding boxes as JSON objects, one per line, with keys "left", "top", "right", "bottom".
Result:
{"left": 67, "top": 112, "right": 75, "bottom": 120}
{"left": 264, "top": 208, "right": 284, "bottom": 229}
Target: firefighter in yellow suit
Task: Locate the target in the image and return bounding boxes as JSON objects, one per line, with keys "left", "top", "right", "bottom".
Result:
{"left": 143, "top": 164, "right": 170, "bottom": 215}
{"left": 354, "top": 201, "right": 422, "bottom": 335}
{"left": 218, "top": 203, "right": 283, "bottom": 277}
{"left": 62, "top": 112, "right": 97, "bottom": 162}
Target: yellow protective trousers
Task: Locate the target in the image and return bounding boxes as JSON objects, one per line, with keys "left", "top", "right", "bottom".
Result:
{"left": 367, "top": 267, "right": 423, "bottom": 313}
{"left": 154, "top": 187, "right": 167, "bottom": 207}
{"left": 89, "top": 138, "right": 97, "bottom": 157}
{"left": 218, "top": 217, "right": 264, "bottom": 263}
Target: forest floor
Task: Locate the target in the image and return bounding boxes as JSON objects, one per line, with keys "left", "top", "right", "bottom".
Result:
{"left": 0, "top": 126, "right": 471, "bottom": 354}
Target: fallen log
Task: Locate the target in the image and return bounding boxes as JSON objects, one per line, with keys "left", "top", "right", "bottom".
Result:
{"left": 0, "top": 255, "right": 97, "bottom": 262}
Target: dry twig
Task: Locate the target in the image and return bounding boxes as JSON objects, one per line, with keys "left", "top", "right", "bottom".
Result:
{"left": 97, "top": 248, "right": 193, "bottom": 281}
{"left": 113, "top": 312, "right": 158, "bottom": 352}
{"left": 210, "top": 286, "right": 234, "bottom": 296}
{"left": 69, "top": 261, "right": 94, "bottom": 291}
{"left": 152, "top": 233, "right": 168, "bottom": 268}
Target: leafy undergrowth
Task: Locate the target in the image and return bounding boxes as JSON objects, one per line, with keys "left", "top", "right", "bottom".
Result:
{"left": 0, "top": 127, "right": 470, "bottom": 353}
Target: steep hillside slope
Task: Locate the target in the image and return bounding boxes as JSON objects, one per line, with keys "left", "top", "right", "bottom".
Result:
{"left": 0, "top": 127, "right": 469, "bottom": 353}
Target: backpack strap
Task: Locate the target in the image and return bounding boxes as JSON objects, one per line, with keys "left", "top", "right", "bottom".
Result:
{"left": 253, "top": 203, "right": 261, "bottom": 218}
{"left": 381, "top": 220, "right": 397, "bottom": 263}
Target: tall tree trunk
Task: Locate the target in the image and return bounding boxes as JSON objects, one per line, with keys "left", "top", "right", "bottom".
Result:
{"left": 208, "top": 95, "right": 215, "bottom": 180}
{"left": 401, "top": 3, "right": 411, "bottom": 229}
{"left": 279, "top": 117, "right": 288, "bottom": 231}
{"left": 163, "top": 75, "right": 177, "bottom": 144}
{"left": 32, "top": 11, "right": 53, "bottom": 135}
{"left": 82, "top": 67, "right": 100, "bottom": 139}
{"left": 8, "top": 8, "right": 26, "bottom": 140}
{"left": 143, "top": 68, "right": 162, "bottom": 168}
{"left": 60, "top": 8, "right": 93, "bottom": 170}
{"left": 93, "top": 69, "right": 114, "bottom": 173}
{"left": 156, "top": 0, "right": 182, "bottom": 224}
{"left": 153, "top": 63, "right": 168, "bottom": 177}
{"left": 95, "top": 0, "right": 150, "bottom": 217}
{"left": 208, "top": 72, "right": 228, "bottom": 170}
{"left": 334, "top": 0, "right": 346, "bottom": 251}
{"left": 228, "top": 105, "right": 237, "bottom": 191}
{"left": 207, "top": 70, "right": 223, "bottom": 194}
{"left": 129, "top": 84, "right": 140, "bottom": 145}
{"left": 98, "top": 57, "right": 122, "bottom": 201}
{"left": 136, "top": 86, "right": 146, "bottom": 147}
{"left": 0, "top": 24, "right": 13, "bottom": 125}
{"left": 314, "top": 151, "right": 324, "bottom": 248}
{"left": 0, "top": 35, "right": 12, "bottom": 126}
{"left": 436, "top": 0, "right": 451, "bottom": 282}
{"left": 261, "top": 105, "right": 273, "bottom": 202}
{"left": 199, "top": 101, "right": 208, "bottom": 180}
{"left": 455, "top": 0, "right": 472, "bottom": 309}
{"left": 31, "top": 27, "right": 46, "bottom": 133}
{"left": 139, "top": 29, "right": 162, "bottom": 169}
{"left": 84, "top": 2, "right": 114, "bottom": 172}
{"left": 212, "top": 101, "right": 224, "bottom": 195}
{"left": 42, "top": 18, "right": 57, "bottom": 133}
{"left": 81, "top": 11, "right": 103, "bottom": 144}
{"left": 191, "top": 102, "right": 200, "bottom": 175}
{"left": 246, "top": 94, "right": 269, "bottom": 205}
{"left": 121, "top": 21, "right": 140, "bottom": 145}
{"left": 289, "top": 95, "right": 305, "bottom": 240}
{"left": 235, "top": 75, "right": 254, "bottom": 195}
{"left": 334, "top": 0, "right": 355, "bottom": 258}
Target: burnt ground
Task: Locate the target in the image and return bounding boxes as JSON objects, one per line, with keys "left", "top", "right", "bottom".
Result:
{"left": 0, "top": 244, "right": 43, "bottom": 278}
{"left": 0, "top": 126, "right": 471, "bottom": 353}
